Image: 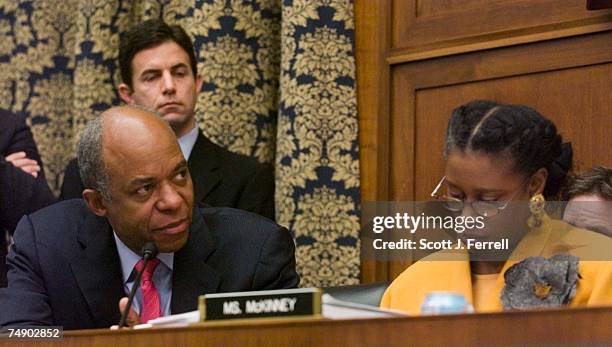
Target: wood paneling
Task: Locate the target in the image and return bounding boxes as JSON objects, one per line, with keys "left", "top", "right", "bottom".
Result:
{"left": 414, "top": 63, "right": 612, "bottom": 201}
{"left": 355, "top": 0, "right": 391, "bottom": 209}
{"left": 394, "top": 31, "right": 612, "bottom": 203}
{"left": 356, "top": 0, "right": 612, "bottom": 282}
{"left": 388, "top": 31, "right": 612, "bottom": 278}
{"left": 355, "top": 0, "right": 392, "bottom": 283}
{"left": 392, "top": 0, "right": 612, "bottom": 51}
{"left": 416, "top": 0, "right": 506, "bottom": 17}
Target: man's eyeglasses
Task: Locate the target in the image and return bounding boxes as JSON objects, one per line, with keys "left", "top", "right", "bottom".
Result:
{"left": 430, "top": 176, "right": 520, "bottom": 218}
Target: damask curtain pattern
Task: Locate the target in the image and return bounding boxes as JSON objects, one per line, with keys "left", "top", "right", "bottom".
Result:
{"left": 277, "top": 1, "right": 360, "bottom": 286}
{"left": 0, "top": 0, "right": 359, "bottom": 287}
{"left": 0, "top": 0, "right": 123, "bottom": 192}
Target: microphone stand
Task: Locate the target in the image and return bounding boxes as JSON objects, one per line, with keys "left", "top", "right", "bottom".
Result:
{"left": 118, "top": 242, "right": 158, "bottom": 328}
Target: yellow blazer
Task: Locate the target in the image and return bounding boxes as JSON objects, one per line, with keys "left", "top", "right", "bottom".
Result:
{"left": 380, "top": 216, "right": 612, "bottom": 315}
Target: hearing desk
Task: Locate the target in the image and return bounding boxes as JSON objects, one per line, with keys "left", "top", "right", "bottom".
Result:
{"left": 2, "top": 306, "right": 611, "bottom": 346}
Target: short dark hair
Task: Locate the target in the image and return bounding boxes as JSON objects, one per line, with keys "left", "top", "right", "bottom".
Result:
{"left": 119, "top": 19, "right": 197, "bottom": 87}
{"left": 566, "top": 166, "right": 612, "bottom": 200}
{"left": 78, "top": 115, "right": 112, "bottom": 201}
{"left": 444, "top": 100, "right": 571, "bottom": 198}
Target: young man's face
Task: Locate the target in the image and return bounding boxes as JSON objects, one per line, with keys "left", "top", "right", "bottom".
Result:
{"left": 118, "top": 41, "right": 203, "bottom": 138}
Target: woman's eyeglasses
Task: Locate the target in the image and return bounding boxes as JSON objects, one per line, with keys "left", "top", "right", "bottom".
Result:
{"left": 430, "top": 176, "right": 520, "bottom": 218}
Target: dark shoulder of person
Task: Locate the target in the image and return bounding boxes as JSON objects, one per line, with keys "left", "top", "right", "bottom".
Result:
{"left": 0, "top": 110, "right": 39, "bottom": 161}
{"left": 194, "top": 136, "right": 275, "bottom": 220}
{"left": 196, "top": 206, "right": 298, "bottom": 289}
{"left": 58, "top": 158, "right": 84, "bottom": 201}
{"left": 199, "top": 206, "right": 282, "bottom": 241}
{"left": 23, "top": 199, "right": 93, "bottom": 236}
{"left": 207, "top": 138, "right": 273, "bottom": 181}
{"left": 0, "top": 109, "right": 55, "bottom": 233}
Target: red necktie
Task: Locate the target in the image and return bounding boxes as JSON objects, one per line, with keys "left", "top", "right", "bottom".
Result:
{"left": 135, "top": 258, "right": 161, "bottom": 322}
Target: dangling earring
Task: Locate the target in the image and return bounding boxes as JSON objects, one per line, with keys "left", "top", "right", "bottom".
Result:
{"left": 527, "top": 193, "right": 545, "bottom": 228}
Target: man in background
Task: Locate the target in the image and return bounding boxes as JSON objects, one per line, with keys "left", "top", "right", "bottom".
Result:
{"left": 564, "top": 166, "right": 612, "bottom": 237}
{"left": 60, "top": 19, "right": 275, "bottom": 220}
{"left": 0, "top": 106, "right": 298, "bottom": 329}
{"left": 0, "top": 109, "right": 55, "bottom": 287}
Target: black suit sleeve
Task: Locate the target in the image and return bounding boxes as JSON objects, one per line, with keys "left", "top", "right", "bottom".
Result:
{"left": 252, "top": 226, "right": 300, "bottom": 290}
{"left": 58, "top": 159, "right": 85, "bottom": 201}
{"left": 236, "top": 162, "right": 275, "bottom": 221}
{"left": 0, "top": 216, "right": 54, "bottom": 326}
{"left": 2, "top": 116, "right": 45, "bottom": 176}
{"left": 0, "top": 116, "right": 55, "bottom": 233}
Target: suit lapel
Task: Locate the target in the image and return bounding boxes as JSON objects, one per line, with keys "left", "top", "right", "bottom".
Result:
{"left": 69, "top": 213, "right": 124, "bottom": 327}
{"left": 171, "top": 207, "right": 221, "bottom": 314}
{"left": 188, "top": 131, "right": 222, "bottom": 205}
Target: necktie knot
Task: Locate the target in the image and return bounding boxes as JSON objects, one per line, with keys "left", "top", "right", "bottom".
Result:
{"left": 135, "top": 258, "right": 160, "bottom": 281}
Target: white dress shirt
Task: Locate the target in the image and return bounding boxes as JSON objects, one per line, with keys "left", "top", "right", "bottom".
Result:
{"left": 114, "top": 233, "right": 174, "bottom": 317}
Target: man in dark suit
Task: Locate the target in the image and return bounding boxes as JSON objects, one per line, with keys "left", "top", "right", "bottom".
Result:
{"left": 59, "top": 19, "right": 275, "bottom": 220}
{"left": 0, "top": 106, "right": 298, "bottom": 329}
{"left": 0, "top": 110, "right": 55, "bottom": 287}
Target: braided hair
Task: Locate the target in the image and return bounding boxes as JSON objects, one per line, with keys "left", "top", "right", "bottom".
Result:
{"left": 444, "top": 100, "right": 572, "bottom": 199}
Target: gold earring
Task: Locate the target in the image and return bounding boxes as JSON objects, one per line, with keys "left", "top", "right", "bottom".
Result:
{"left": 527, "top": 193, "right": 545, "bottom": 228}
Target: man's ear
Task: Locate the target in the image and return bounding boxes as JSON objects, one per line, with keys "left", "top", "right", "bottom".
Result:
{"left": 82, "top": 189, "right": 109, "bottom": 217}
{"left": 528, "top": 168, "right": 548, "bottom": 196}
{"left": 118, "top": 83, "right": 134, "bottom": 104}
{"left": 195, "top": 76, "right": 203, "bottom": 95}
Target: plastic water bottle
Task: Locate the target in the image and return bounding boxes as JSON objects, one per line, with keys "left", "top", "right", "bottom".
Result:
{"left": 420, "top": 292, "right": 473, "bottom": 315}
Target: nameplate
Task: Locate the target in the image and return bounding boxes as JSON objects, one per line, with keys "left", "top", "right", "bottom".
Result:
{"left": 198, "top": 288, "right": 322, "bottom": 321}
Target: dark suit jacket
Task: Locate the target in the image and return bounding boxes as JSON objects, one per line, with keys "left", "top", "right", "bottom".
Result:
{"left": 60, "top": 130, "right": 275, "bottom": 220}
{"left": 0, "top": 110, "right": 55, "bottom": 287}
{"left": 0, "top": 199, "right": 299, "bottom": 329}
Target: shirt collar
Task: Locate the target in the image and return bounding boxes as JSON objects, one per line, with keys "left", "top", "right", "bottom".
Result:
{"left": 113, "top": 232, "right": 174, "bottom": 283}
{"left": 177, "top": 124, "right": 199, "bottom": 160}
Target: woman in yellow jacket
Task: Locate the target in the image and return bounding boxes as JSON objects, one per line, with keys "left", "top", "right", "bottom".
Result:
{"left": 381, "top": 100, "right": 612, "bottom": 314}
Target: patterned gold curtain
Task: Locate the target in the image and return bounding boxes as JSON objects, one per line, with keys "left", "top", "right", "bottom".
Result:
{"left": 0, "top": 0, "right": 360, "bottom": 287}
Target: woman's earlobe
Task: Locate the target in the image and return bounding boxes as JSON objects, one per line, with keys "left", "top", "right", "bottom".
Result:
{"left": 530, "top": 168, "right": 549, "bottom": 195}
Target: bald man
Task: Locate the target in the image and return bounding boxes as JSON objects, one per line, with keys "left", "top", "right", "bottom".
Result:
{"left": 0, "top": 106, "right": 298, "bottom": 329}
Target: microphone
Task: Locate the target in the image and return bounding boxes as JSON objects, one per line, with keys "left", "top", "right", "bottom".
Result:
{"left": 141, "top": 242, "right": 159, "bottom": 261}
{"left": 118, "top": 241, "right": 159, "bottom": 328}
